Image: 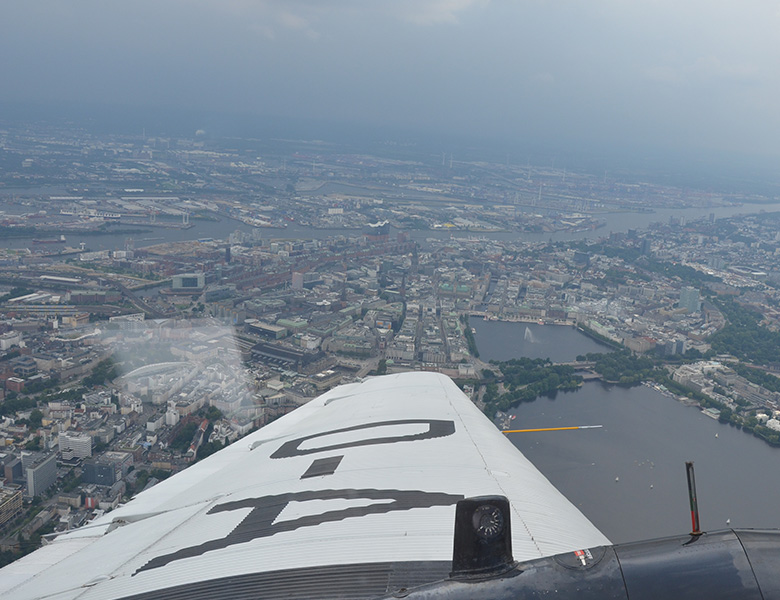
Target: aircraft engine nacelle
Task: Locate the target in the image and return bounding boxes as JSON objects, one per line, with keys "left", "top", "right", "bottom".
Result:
{"left": 386, "top": 496, "right": 780, "bottom": 599}
{"left": 391, "top": 529, "right": 780, "bottom": 599}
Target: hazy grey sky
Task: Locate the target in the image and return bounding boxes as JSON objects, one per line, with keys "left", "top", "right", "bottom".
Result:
{"left": 2, "top": 1, "right": 779, "bottom": 159}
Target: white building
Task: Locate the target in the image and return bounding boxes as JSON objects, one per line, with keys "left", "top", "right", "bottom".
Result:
{"left": 59, "top": 432, "right": 93, "bottom": 460}
{"left": 146, "top": 414, "right": 165, "bottom": 433}
{"left": 165, "top": 402, "right": 180, "bottom": 427}
{"left": 0, "top": 332, "right": 22, "bottom": 351}
{"left": 767, "top": 419, "right": 780, "bottom": 432}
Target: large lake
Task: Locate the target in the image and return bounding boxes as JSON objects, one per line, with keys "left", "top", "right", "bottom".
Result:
{"left": 509, "top": 382, "right": 780, "bottom": 544}
{"left": 473, "top": 320, "right": 780, "bottom": 544}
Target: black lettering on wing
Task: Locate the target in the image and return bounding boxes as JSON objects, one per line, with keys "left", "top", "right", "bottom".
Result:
{"left": 271, "top": 419, "right": 456, "bottom": 459}
{"left": 135, "top": 489, "right": 463, "bottom": 574}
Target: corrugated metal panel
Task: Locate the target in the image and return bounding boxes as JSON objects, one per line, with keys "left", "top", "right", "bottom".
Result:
{"left": 111, "top": 561, "right": 452, "bottom": 600}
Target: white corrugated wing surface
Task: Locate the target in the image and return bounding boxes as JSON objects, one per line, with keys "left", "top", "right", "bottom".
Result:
{"left": 0, "top": 372, "right": 610, "bottom": 600}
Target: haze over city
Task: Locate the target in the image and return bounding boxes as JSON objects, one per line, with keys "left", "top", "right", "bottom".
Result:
{"left": 6, "top": 2, "right": 780, "bottom": 595}
{"left": 3, "top": 1, "right": 780, "bottom": 177}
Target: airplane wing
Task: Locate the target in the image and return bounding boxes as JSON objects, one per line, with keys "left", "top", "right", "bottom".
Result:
{"left": 0, "top": 372, "right": 609, "bottom": 600}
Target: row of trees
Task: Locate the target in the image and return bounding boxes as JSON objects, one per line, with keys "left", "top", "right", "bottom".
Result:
{"left": 168, "top": 407, "right": 224, "bottom": 455}
{"left": 482, "top": 358, "right": 582, "bottom": 419}
{"left": 460, "top": 315, "right": 479, "bottom": 358}
{"left": 578, "top": 350, "right": 659, "bottom": 386}
{"left": 169, "top": 422, "right": 199, "bottom": 453}
{"left": 641, "top": 258, "right": 721, "bottom": 285}
{"left": 82, "top": 357, "right": 119, "bottom": 387}
{"left": 0, "top": 287, "right": 32, "bottom": 303}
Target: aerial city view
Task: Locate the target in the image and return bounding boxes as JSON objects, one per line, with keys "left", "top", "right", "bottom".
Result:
{"left": 2, "top": 1, "right": 780, "bottom": 598}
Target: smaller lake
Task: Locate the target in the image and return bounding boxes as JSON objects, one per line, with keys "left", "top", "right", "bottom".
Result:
{"left": 471, "top": 320, "right": 613, "bottom": 363}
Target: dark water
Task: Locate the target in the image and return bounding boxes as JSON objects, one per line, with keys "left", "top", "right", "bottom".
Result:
{"left": 471, "top": 319, "right": 780, "bottom": 544}
{"left": 471, "top": 321, "right": 612, "bottom": 362}
{"left": 508, "top": 382, "right": 780, "bottom": 543}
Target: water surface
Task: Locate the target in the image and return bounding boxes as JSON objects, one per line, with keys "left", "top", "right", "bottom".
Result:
{"left": 508, "top": 382, "right": 780, "bottom": 543}
{"left": 471, "top": 321, "right": 612, "bottom": 363}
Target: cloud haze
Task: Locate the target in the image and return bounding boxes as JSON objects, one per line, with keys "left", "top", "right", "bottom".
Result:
{"left": 2, "top": 1, "right": 779, "bottom": 161}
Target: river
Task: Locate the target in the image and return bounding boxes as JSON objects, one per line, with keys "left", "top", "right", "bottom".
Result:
{"left": 0, "top": 215, "right": 361, "bottom": 252}
{"left": 3, "top": 195, "right": 780, "bottom": 251}
{"left": 473, "top": 320, "right": 780, "bottom": 544}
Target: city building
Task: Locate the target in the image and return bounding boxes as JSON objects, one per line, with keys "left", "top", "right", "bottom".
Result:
{"left": 0, "top": 332, "right": 22, "bottom": 351}
{"left": 5, "top": 378, "right": 25, "bottom": 393}
{"left": 3, "top": 456, "right": 23, "bottom": 484}
{"left": 0, "top": 487, "right": 23, "bottom": 526}
{"left": 246, "top": 320, "right": 287, "bottom": 340}
{"left": 83, "top": 460, "right": 117, "bottom": 487}
{"left": 23, "top": 452, "right": 57, "bottom": 497}
{"left": 679, "top": 286, "right": 701, "bottom": 313}
{"left": 59, "top": 432, "right": 93, "bottom": 460}
{"left": 363, "top": 220, "right": 390, "bottom": 243}
{"left": 172, "top": 272, "right": 205, "bottom": 291}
